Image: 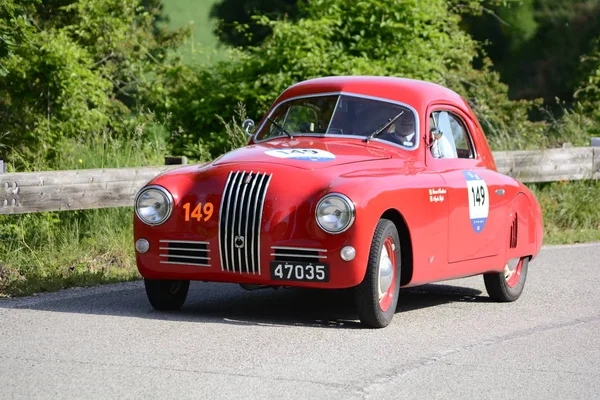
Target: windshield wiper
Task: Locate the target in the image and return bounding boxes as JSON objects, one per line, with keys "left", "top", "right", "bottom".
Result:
{"left": 364, "top": 111, "right": 405, "bottom": 142}
{"left": 267, "top": 117, "right": 293, "bottom": 139}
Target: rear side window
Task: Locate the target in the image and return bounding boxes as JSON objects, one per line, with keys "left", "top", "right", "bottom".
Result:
{"left": 430, "top": 111, "right": 475, "bottom": 159}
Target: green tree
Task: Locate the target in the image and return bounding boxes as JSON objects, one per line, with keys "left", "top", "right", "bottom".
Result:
{"left": 572, "top": 38, "right": 600, "bottom": 136}
{"left": 467, "top": 0, "right": 600, "bottom": 103}
{"left": 159, "top": 0, "right": 543, "bottom": 157}
{"left": 210, "top": 0, "right": 299, "bottom": 47}
{"left": 0, "top": 0, "right": 185, "bottom": 167}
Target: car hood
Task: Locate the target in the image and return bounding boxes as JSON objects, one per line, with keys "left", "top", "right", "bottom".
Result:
{"left": 212, "top": 138, "right": 393, "bottom": 170}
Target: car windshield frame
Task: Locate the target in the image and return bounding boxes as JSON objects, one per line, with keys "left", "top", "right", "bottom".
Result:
{"left": 253, "top": 92, "right": 420, "bottom": 151}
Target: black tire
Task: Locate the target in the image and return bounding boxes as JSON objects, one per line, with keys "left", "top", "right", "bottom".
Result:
{"left": 355, "top": 219, "right": 401, "bottom": 328}
{"left": 144, "top": 279, "right": 190, "bottom": 310}
{"left": 484, "top": 257, "right": 529, "bottom": 302}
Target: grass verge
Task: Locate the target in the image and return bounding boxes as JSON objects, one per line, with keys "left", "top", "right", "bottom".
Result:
{"left": 0, "top": 128, "right": 170, "bottom": 297}
{"left": 528, "top": 180, "right": 600, "bottom": 245}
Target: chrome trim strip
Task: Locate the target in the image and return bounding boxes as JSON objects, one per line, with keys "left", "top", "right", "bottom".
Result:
{"left": 253, "top": 92, "right": 420, "bottom": 151}
{"left": 160, "top": 261, "right": 210, "bottom": 267}
{"left": 159, "top": 240, "right": 209, "bottom": 245}
{"left": 244, "top": 172, "right": 258, "bottom": 275}
{"left": 237, "top": 171, "right": 251, "bottom": 274}
{"left": 250, "top": 174, "right": 266, "bottom": 275}
{"left": 225, "top": 172, "right": 242, "bottom": 272}
{"left": 159, "top": 254, "right": 211, "bottom": 260}
{"left": 159, "top": 247, "right": 209, "bottom": 252}
{"left": 230, "top": 171, "right": 245, "bottom": 273}
{"left": 270, "top": 253, "right": 327, "bottom": 259}
{"left": 271, "top": 246, "right": 328, "bottom": 253}
{"left": 219, "top": 172, "right": 233, "bottom": 271}
{"left": 255, "top": 174, "right": 272, "bottom": 275}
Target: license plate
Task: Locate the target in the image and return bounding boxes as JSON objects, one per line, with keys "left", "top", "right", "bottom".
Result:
{"left": 269, "top": 261, "right": 329, "bottom": 282}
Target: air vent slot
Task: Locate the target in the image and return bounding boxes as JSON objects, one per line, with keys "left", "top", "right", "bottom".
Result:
{"left": 159, "top": 240, "right": 210, "bottom": 267}
{"left": 271, "top": 246, "right": 327, "bottom": 264}
{"left": 510, "top": 213, "right": 518, "bottom": 249}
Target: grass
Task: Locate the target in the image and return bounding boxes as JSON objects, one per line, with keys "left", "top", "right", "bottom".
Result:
{"left": 0, "top": 126, "right": 170, "bottom": 297}
{"left": 162, "top": 0, "right": 225, "bottom": 64}
{"left": 528, "top": 180, "right": 600, "bottom": 245}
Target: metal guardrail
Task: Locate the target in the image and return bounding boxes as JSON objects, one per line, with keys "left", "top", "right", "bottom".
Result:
{"left": 0, "top": 148, "right": 598, "bottom": 215}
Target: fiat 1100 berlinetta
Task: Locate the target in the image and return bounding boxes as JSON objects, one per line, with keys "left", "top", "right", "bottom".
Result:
{"left": 133, "top": 76, "right": 543, "bottom": 328}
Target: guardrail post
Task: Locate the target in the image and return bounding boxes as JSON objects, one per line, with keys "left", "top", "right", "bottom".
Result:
{"left": 164, "top": 156, "right": 188, "bottom": 165}
{"left": 0, "top": 160, "right": 4, "bottom": 174}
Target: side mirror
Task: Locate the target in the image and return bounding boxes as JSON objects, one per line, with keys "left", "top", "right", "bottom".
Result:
{"left": 242, "top": 119, "right": 255, "bottom": 136}
{"left": 430, "top": 127, "right": 443, "bottom": 141}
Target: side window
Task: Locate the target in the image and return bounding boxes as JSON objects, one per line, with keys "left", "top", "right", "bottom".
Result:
{"left": 448, "top": 114, "right": 475, "bottom": 159}
{"left": 430, "top": 111, "right": 474, "bottom": 159}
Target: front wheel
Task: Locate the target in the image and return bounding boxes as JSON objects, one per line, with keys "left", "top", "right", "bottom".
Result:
{"left": 144, "top": 279, "right": 190, "bottom": 310}
{"left": 355, "top": 219, "right": 401, "bottom": 328}
{"left": 483, "top": 256, "right": 529, "bottom": 302}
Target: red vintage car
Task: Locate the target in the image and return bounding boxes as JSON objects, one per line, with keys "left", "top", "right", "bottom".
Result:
{"left": 133, "top": 76, "right": 543, "bottom": 328}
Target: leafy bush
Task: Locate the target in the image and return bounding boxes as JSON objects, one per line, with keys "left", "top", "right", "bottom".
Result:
{"left": 158, "top": 0, "right": 544, "bottom": 158}
{"left": 0, "top": 0, "right": 186, "bottom": 169}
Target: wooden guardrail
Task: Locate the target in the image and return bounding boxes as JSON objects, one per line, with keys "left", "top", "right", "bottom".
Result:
{"left": 0, "top": 147, "right": 598, "bottom": 215}
{"left": 494, "top": 147, "right": 600, "bottom": 182}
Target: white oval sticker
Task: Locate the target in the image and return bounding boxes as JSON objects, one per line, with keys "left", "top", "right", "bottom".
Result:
{"left": 265, "top": 149, "right": 335, "bottom": 162}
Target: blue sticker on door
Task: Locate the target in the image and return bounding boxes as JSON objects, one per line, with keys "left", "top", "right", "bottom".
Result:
{"left": 463, "top": 171, "right": 489, "bottom": 233}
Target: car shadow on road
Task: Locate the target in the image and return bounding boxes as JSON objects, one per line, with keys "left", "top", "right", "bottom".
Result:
{"left": 0, "top": 280, "right": 491, "bottom": 329}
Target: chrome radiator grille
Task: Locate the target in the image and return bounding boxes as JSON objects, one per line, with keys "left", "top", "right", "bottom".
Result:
{"left": 219, "top": 171, "right": 272, "bottom": 274}
{"left": 159, "top": 240, "right": 210, "bottom": 267}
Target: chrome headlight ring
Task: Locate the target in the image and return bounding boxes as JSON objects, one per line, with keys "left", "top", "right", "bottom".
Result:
{"left": 135, "top": 185, "right": 174, "bottom": 226}
{"left": 315, "top": 193, "right": 355, "bottom": 234}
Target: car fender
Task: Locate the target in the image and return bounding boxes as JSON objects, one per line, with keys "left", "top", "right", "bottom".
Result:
{"left": 504, "top": 189, "right": 543, "bottom": 265}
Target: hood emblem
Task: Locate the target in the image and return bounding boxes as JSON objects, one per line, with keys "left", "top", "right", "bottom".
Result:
{"left": 234, "top": 236, "right": 245, "bottom": 249}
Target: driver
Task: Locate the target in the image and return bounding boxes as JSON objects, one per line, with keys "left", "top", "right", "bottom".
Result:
{"left": 385, "top": 112, "right": 416, "bottom": 147}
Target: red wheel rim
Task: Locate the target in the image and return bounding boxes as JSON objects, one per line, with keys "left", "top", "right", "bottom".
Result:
{"left": 505, "top": 258, "right": 523, "bottom": 288}
{"left": 379, "top": 237, "right": 397, "bottom": 312}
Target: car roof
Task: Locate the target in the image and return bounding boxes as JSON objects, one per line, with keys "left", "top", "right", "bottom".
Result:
{"left": 276, "top": 76, "right": 468, "bottom": 112}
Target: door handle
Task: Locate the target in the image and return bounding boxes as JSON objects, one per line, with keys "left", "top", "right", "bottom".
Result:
{"left": 495, "top": 189, "right": 505, "bottom": 195}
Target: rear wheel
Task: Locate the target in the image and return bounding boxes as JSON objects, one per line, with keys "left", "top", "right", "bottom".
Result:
{"left": 484, "top": 257, "right": 529, "bottom": 302}
{"left": 144, "top": 279, "right": 190, "bottom": 310}
{"left": 355, "top": 219, "right": 401, "bottom": 328}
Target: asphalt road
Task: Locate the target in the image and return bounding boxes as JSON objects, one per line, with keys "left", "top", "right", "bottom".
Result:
{"left": 1, "top": 243, "right": 599, "bottom": 399}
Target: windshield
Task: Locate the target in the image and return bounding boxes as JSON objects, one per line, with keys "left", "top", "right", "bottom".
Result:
{"left": 255, "top": 94, "right": 418, "bottom": 148}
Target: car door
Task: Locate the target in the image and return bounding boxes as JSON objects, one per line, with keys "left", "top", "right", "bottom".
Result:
{"left": 426, "top": 105, "right": 509, "bottom": 263}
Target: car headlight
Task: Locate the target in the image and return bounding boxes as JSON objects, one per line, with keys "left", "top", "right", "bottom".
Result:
{"left": 135, "top": 185, "right": 173, "bottom": 226}
{"left": 315, "top": 193, "right": 355, "bottom": 234}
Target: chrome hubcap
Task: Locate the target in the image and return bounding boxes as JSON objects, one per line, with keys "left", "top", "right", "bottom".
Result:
{"left": 504, "top": 257, "right": 520, "bottom": 281}
{"left": 378, "top": 246, "right": 393, "bottom": 300}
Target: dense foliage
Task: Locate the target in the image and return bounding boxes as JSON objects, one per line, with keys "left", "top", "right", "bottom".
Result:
{"left": 160, "top": 0, "right": 543, "bottom": 158}
{"left": 0, "top": 0, "right": 184, "bottom": 168}
{"left": 210, "top": 0, "right": 298, "bottom": 47}
{"left": 467, "top": 0, "right": 600, "bottom": 104}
